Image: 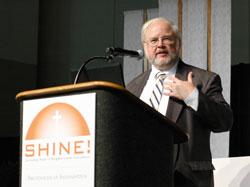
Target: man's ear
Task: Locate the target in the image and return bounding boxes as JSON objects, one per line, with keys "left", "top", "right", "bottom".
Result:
{"left": 142, "top": 43, "right": 147, "bottom": 55}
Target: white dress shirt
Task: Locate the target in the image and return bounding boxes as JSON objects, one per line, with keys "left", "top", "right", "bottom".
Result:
{"left": 140, "top": 61, "right": 198, "bottom": 115}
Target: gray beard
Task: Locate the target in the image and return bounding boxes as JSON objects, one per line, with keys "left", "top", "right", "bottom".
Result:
{"left": 150, "top": 50, "right": 179, "bottom": 70}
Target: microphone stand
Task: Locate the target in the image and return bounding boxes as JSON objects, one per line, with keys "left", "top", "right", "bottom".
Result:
{"left": 73, "top": 55, "right": 114, "bottom": 84}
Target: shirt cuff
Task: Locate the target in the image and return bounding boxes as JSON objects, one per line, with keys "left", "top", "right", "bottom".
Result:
{"left": 184, "top": 87, "right": 199, "bottom": 111}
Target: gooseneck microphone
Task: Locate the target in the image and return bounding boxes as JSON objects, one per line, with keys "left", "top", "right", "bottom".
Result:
{"left": 106, "top": 47, "right": 143, "bottom": 60}
{"left": 74, "top": 47, "right": 143, "bottom": 84}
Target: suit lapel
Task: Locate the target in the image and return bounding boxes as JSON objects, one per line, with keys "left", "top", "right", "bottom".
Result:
{"left": 166, "top": 60, "right": 188, "bottom": 123}
{"left": 134, "top": 70, "right": 151, "bottom": 97}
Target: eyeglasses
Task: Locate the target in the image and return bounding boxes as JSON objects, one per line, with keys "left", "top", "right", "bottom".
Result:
{"left": 145, "top": 36, "right": 176, "bottom": 47}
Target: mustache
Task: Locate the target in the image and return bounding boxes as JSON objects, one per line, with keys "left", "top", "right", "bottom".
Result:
{"left": 156, "top": 50, "right": 169, "bottom": 55}
{"left": 153, "top": 50, "right": 169, "bottom": 59}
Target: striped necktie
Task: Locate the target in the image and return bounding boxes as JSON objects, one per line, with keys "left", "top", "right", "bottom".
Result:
{"left": 149, "top": 72, "right": 167, "bottom": 110}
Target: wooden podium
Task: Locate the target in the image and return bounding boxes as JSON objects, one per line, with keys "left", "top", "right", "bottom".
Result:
{"left": 16, "top": 81, "right": 188, "bottom": 187}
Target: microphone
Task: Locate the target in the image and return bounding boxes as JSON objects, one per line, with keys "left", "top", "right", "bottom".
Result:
{"left": 106, "top": 47, "right": 143, "bottom": 60}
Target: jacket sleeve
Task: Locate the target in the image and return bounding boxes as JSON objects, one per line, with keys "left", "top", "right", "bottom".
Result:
{"left": 196, "top": 73, "right": 233, "bottom": 132}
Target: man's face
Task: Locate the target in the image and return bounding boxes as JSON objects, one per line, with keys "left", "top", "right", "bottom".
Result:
{"left": 143, "top": 20, "right": 180, "bottom": 71}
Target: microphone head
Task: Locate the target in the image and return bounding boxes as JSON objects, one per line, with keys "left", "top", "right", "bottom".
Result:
{"left": 105, "top": 47, "right": 114, "bottom": 54}
{"left": 137, "top": 50, "right": 144, "bottom": 60}
{"left": 105, "top": 47, "right": 144, "bottom": 60}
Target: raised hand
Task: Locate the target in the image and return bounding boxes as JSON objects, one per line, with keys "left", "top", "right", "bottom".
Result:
{"left": 164, "top": 72, "right": 195, "bottom": 100}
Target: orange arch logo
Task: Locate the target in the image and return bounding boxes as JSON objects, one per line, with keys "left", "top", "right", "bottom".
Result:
{"left": 26, "top": 102, "right": 90, "bottom": 140}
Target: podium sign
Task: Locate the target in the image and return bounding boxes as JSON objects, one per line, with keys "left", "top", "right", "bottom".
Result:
{"left": 21, "top": 93, "right": 96, "bottom": 187}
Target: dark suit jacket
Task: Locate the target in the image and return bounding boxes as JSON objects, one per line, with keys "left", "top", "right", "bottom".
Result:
{"left": 126, "top": 59, "right": 233, "bottom": 187}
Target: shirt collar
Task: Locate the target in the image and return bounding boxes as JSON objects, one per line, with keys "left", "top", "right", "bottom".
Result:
{"left": 151, "top": 59, "right": 179, "bottom": 80}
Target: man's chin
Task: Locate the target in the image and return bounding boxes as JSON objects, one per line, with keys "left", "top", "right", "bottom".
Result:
{"left": 153, "top": 57, "right": 178, "bottom": 70}
{"left": 154, "top": 59, "right": 171, "bottom": 66}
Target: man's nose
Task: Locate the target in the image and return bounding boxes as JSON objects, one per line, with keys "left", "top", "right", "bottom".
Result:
{"left": 157, "top": 39, "right": 165, "bottom": 48}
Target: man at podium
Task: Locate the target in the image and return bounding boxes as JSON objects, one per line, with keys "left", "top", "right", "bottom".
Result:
{"left": 127, "top": 17, "right": 233, "bottom": 187}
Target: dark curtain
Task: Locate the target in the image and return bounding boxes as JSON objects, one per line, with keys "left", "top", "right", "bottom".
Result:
{"left": 0, "top": 137, "right": 19, "bottom": 187}
{"left": 229, "top": 63, "right": 250, "bottom": 157}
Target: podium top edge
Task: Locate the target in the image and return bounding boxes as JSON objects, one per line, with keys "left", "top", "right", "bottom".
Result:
{"left": 16, "top": 81, "right": 126, "bottom": 102}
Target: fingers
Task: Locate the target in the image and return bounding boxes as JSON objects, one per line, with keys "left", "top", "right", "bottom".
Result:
{"left": 168, "top": 76, "right": 178, "bottom": 83}
{"left": 164, "top": 76, "right": 176, "bottom": 90}
{"left": 169, "top": 72, "right": 193, "bottom": 83}
{"left": 163, "top": 72, "right": 194, "bottom": 99}
{"left": 163, "top": 80, "right": 173, "bottom": 92}
{"left": 187, "top": 72, "right": 194, "bottom": 83}
{"left": 163, "top": 79, "right": 174, "bottom": 95}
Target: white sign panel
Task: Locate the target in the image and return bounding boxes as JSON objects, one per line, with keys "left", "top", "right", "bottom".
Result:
{"left": 21, "top": 93, "right": 96, "bottom": 187}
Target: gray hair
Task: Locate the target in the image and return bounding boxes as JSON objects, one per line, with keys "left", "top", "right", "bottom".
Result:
{"left": 141, "top": 17, "right": 181, "bottom": 43}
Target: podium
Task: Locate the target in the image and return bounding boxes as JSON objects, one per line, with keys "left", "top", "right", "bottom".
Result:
{"left": 16, "top": 81, "right": 188, "bottom": 187}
